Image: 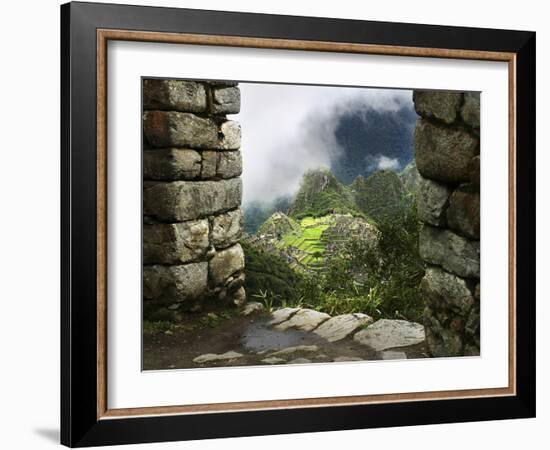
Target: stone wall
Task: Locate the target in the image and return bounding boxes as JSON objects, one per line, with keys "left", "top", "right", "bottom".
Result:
{"left": 142, "top": 80, "right": 245, "bottom": 320}
{"left": 413, "top": 91, "right": 481, "bottom": 357}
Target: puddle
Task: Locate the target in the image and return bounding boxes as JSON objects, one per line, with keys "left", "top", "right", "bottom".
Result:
{"left": 241, "top": 318, "right": 325, "bottom": 352}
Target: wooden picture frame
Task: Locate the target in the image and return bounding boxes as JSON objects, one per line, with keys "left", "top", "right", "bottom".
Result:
{"left": 61, "top": 1, "right": 536, "bottom": 447}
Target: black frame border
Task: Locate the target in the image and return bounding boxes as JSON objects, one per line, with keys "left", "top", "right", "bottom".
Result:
{"left": 61, "top": 2, "right": 536, "bottom": 447}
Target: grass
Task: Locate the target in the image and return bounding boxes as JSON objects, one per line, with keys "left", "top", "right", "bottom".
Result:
{"left": 274, "top": 216, "right": 332, "bottom": 269}
{"left": 143, "top": 320, "right": 172, "bottom": 335}
{"left": 305, "top": 290, "right": 384, "bottom": 317}
{"left": 143, "top": 306, "right": 240, "bottom": 336}
{"left": 242, "top": 241, "right": 305, "bottom": 305}
{"left": 243, "top": 198, "right": 426, "bottom": 322}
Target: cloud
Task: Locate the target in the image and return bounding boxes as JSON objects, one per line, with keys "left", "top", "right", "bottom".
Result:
{"left": 367, "top": 155, "right": 401, "bottom": 171}
{"left": 234, "top": 83, "right": 413, "bottom": 204}
{"left": 378, "top": 156, "right": 400, "bottom": 170}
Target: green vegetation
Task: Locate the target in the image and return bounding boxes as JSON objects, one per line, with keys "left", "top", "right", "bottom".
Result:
{"left": 243, "top": 196, "right": 291, "bottom": 234}
{"left": 351, "top": 170, "right": 409, "bottom": 220}
{"left": 143, "top": 320, "right": 172, "bottom": 335}
{"left": 262, "top": 213, "right": 379, "bottom": 271}
{"left": 399, "top": 160, "right": 419, "bottom": 195}
{"left": 289, "top": 169, "right": 360, "bottom": 219}
{"left": 143, "top": 303, "right": 177, "bottom": 322}
{"left": 291, "top": 188, "right": 359, "bottom": 220}
{"left": 258, "top": 212, "right": 300, "bottom": 238}
{"left": 243, "top": 166, "right": 426, "bottom": 322}
{"left": 242, "top": 241, "right": 305, "bottom": 305}
{"left": 144, "top": 309, "right": 239, "bottom": 336}
{"left": 198, "top": 311, "right": 233, "bottom": 328}
{"left": 298, "top": 203, "right": 425, "bottom": 321}
{"left": 246, "top": 203, "right": 425, "bottom": 321}
{"left": 286, "top": 168, "right": 412, "bottom": 222}
{"left": 276, "top": 216, "right": 332, "bottom": 266}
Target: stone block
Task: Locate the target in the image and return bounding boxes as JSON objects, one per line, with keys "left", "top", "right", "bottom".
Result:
{"left": 201, "top": 151, "right": 218, "bottom": 179}
{"left": 424, "top": 307, "right": 464, "bottom": 357}
{"left": 143, "top": 220, "right": 209, "bottom": 264}
{"left": 208, "top": 81, "right": 238, "bottom": 87}
{"left": 225, "top": 271, "right": 245, "bottom": 293}
{"left": 413, "top": 91, "right": 463, "bottom": 124}
{"left": 211, "top": 208, "right": 243, "bottom": 249}
{"left": 415, "top": 118, "right": 479, "bottom": 183}
{"left": 217, "top": 151, "right": 242, "bottom": 178}
{"left": 465, "top": 303, "right": 480, "bottom": 347}
{"left": 143, "top": 148, "right": 201, "bottom": 180}
{"left": 143, "top": 79, "right": 207, "bottom": 113}
{"left": 463, "top": 345, "right": 480, "bottom": 356}
{"left": 218, "top": 121, "right": 241, "bottom": 150}
{"left": 143, "top": 178, "right": 242, "bottom": 222}
{"left": 469, "top": 155, "right": 480, "bottom": 189}
{"left": 447, "top": 185, "right": 480, "bottom": 239}
{"left": 461, "top": 92, "right": 480, "bottom": 130}
{"left": 232, "top": 286, "right": 246, "bottom": 306}
{"left": 143, "top": 262, "right": 208, "bottom": 304}
{"left": 419, "top": 225, "right": 480, "bottom": 279}
{"left": 421, "top": 266, "right": 475, "bottom": 315}
{"left": 208, "top": 243, "right": 245, "bottom": 286}
{"left": 211, "top": 86, "right": 241, "bottom": 115}
{"left": 417, "top": 175, "right": 452, "bottom": 226}
{"left": 143, "top": 111, "right": 218, "bottom": 148}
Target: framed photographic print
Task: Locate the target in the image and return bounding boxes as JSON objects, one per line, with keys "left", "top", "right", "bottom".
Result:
{"left": 61, "top": 1, "right": 536, "bottom": 447}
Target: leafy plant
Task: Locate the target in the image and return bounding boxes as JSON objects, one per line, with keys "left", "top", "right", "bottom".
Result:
{"left": 242, "top": 241, "right": 305, "bottom": 307}
{"left": 251, "top": 289, "right": 275, "bottom": 312}
{"left": 296, "top": 201, "right": 425, "bottom": 321}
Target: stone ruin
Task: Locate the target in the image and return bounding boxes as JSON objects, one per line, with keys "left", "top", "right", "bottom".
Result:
{"left": 413, "top": 90, "right": 481, "bottom": 357}
{"left": 141, "top": 80, "right": 481, "bottom": 359}
{"left": 142, "top": 80, "right": 246, "bottom": 320}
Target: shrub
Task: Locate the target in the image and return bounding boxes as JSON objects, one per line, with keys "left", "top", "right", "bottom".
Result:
{"left": 241, "top": 241, "right": 305, "bottom": 306}
{"left": 299, "top": 202, "right": 425, "bottom": 321}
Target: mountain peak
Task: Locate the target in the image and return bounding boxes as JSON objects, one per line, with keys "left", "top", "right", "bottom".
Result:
{"left": 299, "top": 168, "right": 339, "bottom": 192}
{"left": 399, "top": 160, "right": 420, "bottom": 194}
{"left": 351, "top": 170, "right": 407, "bottom": 220}
{"left": 288, "top": 168, "right": 358, "bottom": 219}
{"left": 257, "top": 212, "right": 300, "bottom": 239}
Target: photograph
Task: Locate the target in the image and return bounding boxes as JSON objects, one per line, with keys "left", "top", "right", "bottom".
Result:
{"left": 141, "top": 79, "right": 481, "bottom": 370}
{"left": 55, "top": 1, "right": 536, "bottom": 446}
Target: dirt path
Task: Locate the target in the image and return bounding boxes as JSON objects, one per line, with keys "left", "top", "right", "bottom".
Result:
{"left": 143, "top": 310, "right": 428, "bottom": 370}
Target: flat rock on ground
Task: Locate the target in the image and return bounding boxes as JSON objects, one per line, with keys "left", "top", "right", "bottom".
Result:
{"left": 268, "top": 307, "right": 300, "bottom": 325}
{"left": 288, "top": 358, "right": 312, "bottom": 364}
{"left": 193, "top": 350, "right": 243, "bottom": 364}
{"left": 267, "top": 345, "right": 319, "bottom": 357}
{"left": 381, "top": 351, "right": 408, "bottom": 360}
{"left": 313, "top": 313, "right": 373, "bottom": 342}
{"left": 354, "top": 319, "right": 425, "bottom": 351}
{"left": 274, "top": 308, "right": 330, "bottom": 332}
{"left": 333, "top": 356, "right": 363, "bottom": 362}
{"left": 144, "top": 310, "right": 428, "bottom": 370}
{"left": 261, "top": 357, "right": 286, "bottom": 365}
{"left": 241, "top": 302, "right": 264, "bottom": 316}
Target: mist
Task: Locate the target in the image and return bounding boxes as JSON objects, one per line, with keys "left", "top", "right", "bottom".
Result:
{"left": 235, "top": 83, "right": 414, "bottom": 205}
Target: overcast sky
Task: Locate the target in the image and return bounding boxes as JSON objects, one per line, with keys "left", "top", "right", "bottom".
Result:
{"left": 233, "top": 83, "right": 414, "bottom": 205}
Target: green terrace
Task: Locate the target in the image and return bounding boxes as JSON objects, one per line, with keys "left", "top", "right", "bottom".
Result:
{"left": 275, "top": 216, "right": 334, "bottom": 268}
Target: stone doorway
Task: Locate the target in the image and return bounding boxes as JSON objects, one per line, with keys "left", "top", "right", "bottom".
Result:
{"left": 141, "top": 80, "right": 480, "bottom": 369}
